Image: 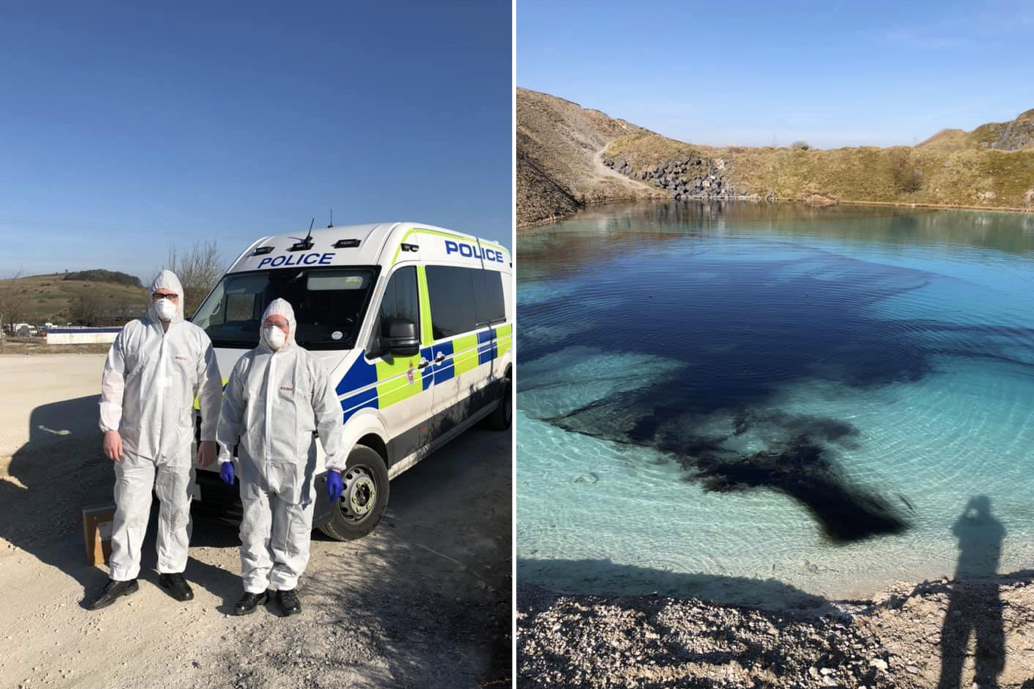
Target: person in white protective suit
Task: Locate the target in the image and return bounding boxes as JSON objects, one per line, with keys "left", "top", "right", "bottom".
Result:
{"left": 216, "top": 298, "right": 346, "bottom": 617}
{"left": 89, "top": 270, "right": 222, "bottom": 610}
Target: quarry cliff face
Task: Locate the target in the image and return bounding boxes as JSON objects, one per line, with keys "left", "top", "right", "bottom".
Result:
{"left": 516, "top": 88, "right": 664, "bottom": 227}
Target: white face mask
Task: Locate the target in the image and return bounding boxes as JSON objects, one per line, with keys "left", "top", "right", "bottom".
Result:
{"left": 263, "top": 326, "right": 287, "bottom": 350}
{"left": 155, "top": 298, "right": 177, "bottom": 321}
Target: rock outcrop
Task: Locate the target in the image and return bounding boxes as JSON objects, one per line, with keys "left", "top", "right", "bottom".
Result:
{"left": 919, "top": 108, "right": 1034, "bottom": 152}
{"left": 983, "top": 113, "right": 1034, "bottom": 151}
{"left": 602, "top": 154, "right": 744, "bottom": 201}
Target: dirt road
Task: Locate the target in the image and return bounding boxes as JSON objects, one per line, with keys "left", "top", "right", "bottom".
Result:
{"left": 0, "top": 354, "right": 512, "bottom": 689}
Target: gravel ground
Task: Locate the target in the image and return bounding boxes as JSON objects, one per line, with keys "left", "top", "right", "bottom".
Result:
{"left": 0, "top": 341, "right": 112, "bottom": 355}
{"left": 517, "top": 576, "right": 1034, "bottom": 688}
{"left": 0, "top": 362, "right": 512, "bottom": 689}
{"left": 0, "top": 353, "right": 105, "bottom": 457}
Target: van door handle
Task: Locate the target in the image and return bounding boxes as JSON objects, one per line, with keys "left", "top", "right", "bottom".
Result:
{"left": 418, "top": 358, "right": 431, "bottom": 369}
{"left": 434, "top": 352, "right": 446, "bottom": 363}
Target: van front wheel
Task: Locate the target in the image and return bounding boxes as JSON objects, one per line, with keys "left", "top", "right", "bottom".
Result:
{"left": 318, "top": 444, "right": 390, "bottom": 541}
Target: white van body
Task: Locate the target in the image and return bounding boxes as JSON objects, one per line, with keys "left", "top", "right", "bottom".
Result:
{"left": 190, "top": 221, "right": 513, "bottom": 538}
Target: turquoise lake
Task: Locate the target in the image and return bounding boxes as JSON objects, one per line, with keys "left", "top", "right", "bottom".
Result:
{"left": 516, "top": 202, "right": 1034, "bottom": 607}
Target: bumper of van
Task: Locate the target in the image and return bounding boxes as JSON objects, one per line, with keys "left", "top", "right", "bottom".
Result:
{"left": 191, "top": 470, "right": 335, "bottom": 529}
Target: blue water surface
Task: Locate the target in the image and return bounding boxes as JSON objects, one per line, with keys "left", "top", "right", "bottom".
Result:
{"left": 516, "top": 202, "right": 1034, "bottom": 606}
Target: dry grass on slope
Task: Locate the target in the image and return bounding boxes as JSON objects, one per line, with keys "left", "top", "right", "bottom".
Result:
{"left": 604, "top": 132, "right": 1034, "bottom": 210}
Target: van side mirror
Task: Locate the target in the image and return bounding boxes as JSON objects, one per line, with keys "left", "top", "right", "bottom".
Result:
{"left": 380, "top": 317, "right": 419, "bottom": 358}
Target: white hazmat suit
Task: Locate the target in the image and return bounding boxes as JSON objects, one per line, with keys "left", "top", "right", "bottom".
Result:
{"left": 99, "top": 270, "right": 223, "bottom": 581}
{"left": 217, "top": 298, "right": 345, "bottom": 593}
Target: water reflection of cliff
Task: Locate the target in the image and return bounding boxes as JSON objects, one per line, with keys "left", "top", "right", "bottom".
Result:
{"left": 518, "top": 201, "right": 1034, "bottom": 281}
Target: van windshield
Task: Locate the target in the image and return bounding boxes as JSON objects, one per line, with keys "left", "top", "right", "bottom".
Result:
{"left": 192, "top": 267, "right": 379, "bottom": 349}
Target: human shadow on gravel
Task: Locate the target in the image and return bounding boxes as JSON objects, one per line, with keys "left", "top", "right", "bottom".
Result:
{"left": 937, "top": 495, "right": 1006, "bottom": 689}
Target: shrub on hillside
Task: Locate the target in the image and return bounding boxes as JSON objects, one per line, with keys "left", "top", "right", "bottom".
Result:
{"left": 69, "top": 292, "right": 106, "bottom": 326}
{"left": 891, "top": 152, "right": 924, "bottom": 194}
{"left": 791, "top": 141, "right": 811, "bottom": 150}
{"left": 63, "top": 269, "right": 142, "bottom": 288}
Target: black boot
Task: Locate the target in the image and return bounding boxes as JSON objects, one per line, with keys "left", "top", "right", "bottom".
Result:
{"left": 232, "top": 591, "right": 269, "bottom": 616}
{"left": 277, "top": 589, "right": 301, "bottom": 617}
{"left": 158, "top": 573, "right": 194, "bottom": 602}
{"left": 88, "top": 578, "right": 139, "bottom": 610}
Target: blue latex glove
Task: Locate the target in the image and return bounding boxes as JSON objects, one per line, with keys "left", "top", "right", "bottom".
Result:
{"left": 219, "top": 461, "right": 235, "bottom": 485}
{"left": 327, "top": 471, "right": 343, "bottom": 502}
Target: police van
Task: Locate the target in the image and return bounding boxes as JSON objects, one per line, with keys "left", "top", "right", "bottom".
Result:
{"left": 190, "top": 222, "right": 513, "bottom": 539}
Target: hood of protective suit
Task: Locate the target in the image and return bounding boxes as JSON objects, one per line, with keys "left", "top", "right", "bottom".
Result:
{"left": 148, "top": 270, "right": 186, "bottom": 326}
{"left": 260, "top": 298, "right": 297, "bottom": 352}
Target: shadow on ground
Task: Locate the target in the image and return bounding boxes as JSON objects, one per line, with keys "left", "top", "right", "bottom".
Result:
{"left": 0, "top": 396, "right": 242, "bottom": 606}
{"left": 937, "top": 496, "right": 1006, "bottom": 689}
{"left": 197, "top": 425, "right": 513, "bottom": 689}
{"left": 517, "top": 496, "right": 1030, "bottom": 688}
{"left": 1, "top": 397, "right": 513, "bottom": 687}
{"left": 517, "top": 557, "right": 831, "bottom": 613}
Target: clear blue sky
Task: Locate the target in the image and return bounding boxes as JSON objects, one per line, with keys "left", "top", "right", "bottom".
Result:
{"left": 519, "top": 0, "right": 1033, "bottom": 149}
{"left": 0, "top": 0, "right": 512, "bottom": 281}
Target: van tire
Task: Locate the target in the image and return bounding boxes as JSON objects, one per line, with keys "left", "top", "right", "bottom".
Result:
{"left": 318, "top": 444, "right": 390, "bottom": 541}
{"left": 487, "top": 375, "right": 512, "bottom": 430}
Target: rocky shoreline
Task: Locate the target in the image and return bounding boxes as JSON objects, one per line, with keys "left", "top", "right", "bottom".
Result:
{"left": 517, "top": 573, "right": 1034, "bottom": 688}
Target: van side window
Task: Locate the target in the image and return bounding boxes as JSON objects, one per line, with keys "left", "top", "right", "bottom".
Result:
{"left": 426, "top": 265, "right": 477, "bottom": 339}
{"left": 379, "top": 266, "right": 420, "bottom": 328}
{"left": 473, "top": 270, "right": 506, "bottom": 325}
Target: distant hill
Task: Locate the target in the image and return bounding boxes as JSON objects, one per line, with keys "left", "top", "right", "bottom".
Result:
{"left": 516, "top": 88, "right": 1034, "bottom": 227}
{"left": 919, "top": 109, "right": 1034, "bottom": 153}
{"left": 0, "top": 273, "right": 147, "bottom": 326}
{"left": 62, "top": 269, "right": 142, "bottom": 288}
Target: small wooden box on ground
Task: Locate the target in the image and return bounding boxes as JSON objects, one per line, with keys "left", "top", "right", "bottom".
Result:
{"left": 83, "top": 503, "right": 116, "bottom": 566}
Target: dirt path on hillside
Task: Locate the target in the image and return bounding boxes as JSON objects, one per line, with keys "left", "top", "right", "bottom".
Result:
{"left": 590, "top": 148, "right": 660, "bottom": 195}
{"left": 0, "top": 365, "right": 512, "bottom": 688}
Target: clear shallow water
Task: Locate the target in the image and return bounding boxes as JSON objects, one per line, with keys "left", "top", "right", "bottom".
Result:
{"left": 516, "top": 202, "right": 1034, "bottom": 607}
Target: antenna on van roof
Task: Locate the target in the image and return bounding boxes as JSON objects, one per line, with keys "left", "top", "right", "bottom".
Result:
{"left": 328, "top": 209, "right": 333, "bottom": 228}
{"left": 288, "top": 218, "right": 315, "bottom": 251}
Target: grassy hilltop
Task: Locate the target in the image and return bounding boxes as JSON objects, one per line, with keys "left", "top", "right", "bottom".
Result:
{"left": 0, "top": 272, "right": 147, "bottom": 325}
{"left": 517, "top": 88, "right": 1034, "bottom": 227}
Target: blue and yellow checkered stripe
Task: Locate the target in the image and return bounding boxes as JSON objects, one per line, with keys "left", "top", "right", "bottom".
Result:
{"left": 337, "top": 322, "right": 511, "bottom": 423}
